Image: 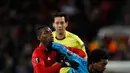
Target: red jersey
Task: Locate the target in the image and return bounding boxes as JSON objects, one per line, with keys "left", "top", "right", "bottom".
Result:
{"left": 32, "top": 44, "right": 86, "bottom": 73}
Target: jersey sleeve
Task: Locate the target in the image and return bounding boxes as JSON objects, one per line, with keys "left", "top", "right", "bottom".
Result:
{"left": 74, "top": 35, "right": 88, "bottom": 60}
{"left": 66, "top": 46, "right": 86, "bottom": 58}
{"left": 75, "top": 36, "right": 86, "bottom": 53}
{"left": 32, "top": 50, "right": 61, "bottom": 73}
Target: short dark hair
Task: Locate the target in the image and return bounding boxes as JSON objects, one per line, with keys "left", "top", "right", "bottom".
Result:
{"left": 88, "top": 49, "right": 109, "bottom": 65}
{"left": 52, "top": 12, "right": 69, "bottom": 22}
{"left": 36, "top": 25, "right": 48, "bottom": 36}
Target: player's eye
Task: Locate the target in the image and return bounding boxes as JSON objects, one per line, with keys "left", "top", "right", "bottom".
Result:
{"left": 55, "top": 22, "right": 60, "bottom": 24}
{"left": 55, "top": 21, "right": 65, "bottom": 24}
{"left": 60, "top": 21, "right": 64, "bottom": 24}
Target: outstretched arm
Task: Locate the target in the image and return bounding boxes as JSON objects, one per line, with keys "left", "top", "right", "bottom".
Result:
{"left": 52, "top": 42, "right": 86, "bottom": 64}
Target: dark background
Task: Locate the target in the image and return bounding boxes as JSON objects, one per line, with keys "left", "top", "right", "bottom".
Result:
{"left": 0, "top": 0, "right": 130, "bottom": 73}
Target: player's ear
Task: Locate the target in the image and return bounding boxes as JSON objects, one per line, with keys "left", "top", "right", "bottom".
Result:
{"left": 52, "top": 23, "right": 55, "bottom": 28}
{"left": 65, "top": 22, "right": 68, "bottom": 27}
{"left": 37, "top": 36, "right": 41, "bottom": 40}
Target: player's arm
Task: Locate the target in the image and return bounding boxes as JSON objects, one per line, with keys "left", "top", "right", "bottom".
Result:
{"left": 52, "top": 42, "right": 85, "bottom": 62}
{"left": 32, "top": 51, "right": 61, "bottom": 73}
{"left": 76, "top": 36, "right": 86, "bottom": 53}
{"left": 75, "top": 36, "right": 87, "bottom": 59}
{"left": 66, "top": 46, "right": 86, "bottom": 58}
{"left": 52, "top": 42, "right": 88, "bottom": 72}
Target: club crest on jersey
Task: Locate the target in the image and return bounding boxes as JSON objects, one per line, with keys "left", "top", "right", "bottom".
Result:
{"left": 35, "top": 58, "right": 40, "bottom": 63}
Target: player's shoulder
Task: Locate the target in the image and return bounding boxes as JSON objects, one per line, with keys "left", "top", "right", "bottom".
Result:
{"left": 32, "top": 46, "right": 44, "bottom": 57}
{"left": 66, "top": 31, "right": 81, "bottom": 40}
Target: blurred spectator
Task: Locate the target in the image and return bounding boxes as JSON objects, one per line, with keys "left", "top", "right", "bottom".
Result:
{"left": 123, "top": 0, "right": 130, "bottom": 25}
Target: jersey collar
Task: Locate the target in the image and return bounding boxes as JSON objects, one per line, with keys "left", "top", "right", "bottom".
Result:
{"left": 39, "top": 44, "right": 46, "bottom": 50}
{"left": 54, "top": 30, "right": 69, "bottom": 40}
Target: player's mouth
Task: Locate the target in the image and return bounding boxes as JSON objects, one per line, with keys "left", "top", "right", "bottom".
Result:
{"left": 58, "top": 28, "right": 63, "bottom": 30}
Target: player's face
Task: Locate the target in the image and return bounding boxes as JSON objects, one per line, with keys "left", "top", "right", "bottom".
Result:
{"left": 40, "top": 27, "right": 53, "bottom": 44}
{"left": 53, "top": 17, "right": 68, "bottom": 33}
{"left": 93, "top": 59, "right": 108, "bottom": 73}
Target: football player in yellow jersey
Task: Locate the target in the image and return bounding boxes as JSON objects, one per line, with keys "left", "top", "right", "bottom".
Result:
{"left": 52, "top": 12, "right": 87, "bottom": 73}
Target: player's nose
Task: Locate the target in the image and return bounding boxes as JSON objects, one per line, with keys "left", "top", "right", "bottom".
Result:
{"left": 58, "top": 24, "right": 62, "bottom": 27}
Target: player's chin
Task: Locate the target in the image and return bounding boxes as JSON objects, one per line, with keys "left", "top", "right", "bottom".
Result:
{"left": 50, "top": 40, "right": 54, "bottom": 44}
{"left": 49, "top": 38, "right": 54, "bottom": 42}
{"left": 51, "top": 39, "right": 54, "bottom": 42}
{"left": 99, "top": 70, "right": 105, "bottom": 73}
{"left": 96, "top": 69, "right": 104, "bottom": 73}
{"left": 48, "top": 40, "right": 53, "bottom": 44}
{"left": 97, "top": 71, "right": 103, "bottom": 73}
{"left": 57, "top": 29, "right": 64, "bottom": 32}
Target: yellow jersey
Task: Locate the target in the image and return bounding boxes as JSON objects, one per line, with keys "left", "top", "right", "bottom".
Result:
{"left": 52, "top": 31, "right": 86, "bottom": 52}
{"left": 52, "top": 30, "right": 87, "bottom": 73}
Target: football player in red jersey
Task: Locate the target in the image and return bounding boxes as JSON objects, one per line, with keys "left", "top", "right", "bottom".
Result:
{"left": 32, "top": 25, "right": 86, "bottom": 73}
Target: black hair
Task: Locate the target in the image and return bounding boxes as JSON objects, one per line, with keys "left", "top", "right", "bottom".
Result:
{"left": 88, "top": 49, "right": 109, "bottom": 65}
{"left": 52, "top": 12, "right": 69, "bottom": 22}
{"left": 36, "top": 25, "right": 48, "bottom": 36}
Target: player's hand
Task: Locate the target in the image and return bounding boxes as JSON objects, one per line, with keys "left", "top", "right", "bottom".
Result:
{"left": 56, "top": 53, "right": 66, "bottom": 62}
{"left": 53, "top": 61, "right": 70, "bottom": 67}
{"left": 69, "top": 61, "right": 79, "bottom": 70}
{"left": 60, "top": 61, "right": 70, "bottom": 67}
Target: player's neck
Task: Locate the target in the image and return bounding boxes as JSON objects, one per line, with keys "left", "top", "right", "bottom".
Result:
{"left": 40, "top": 42, "right": 48, "bottom": 48}
{"left": 56, "top": 31, "right": 66, "bottom": 40}
{"left": 40, "top": 42, "right": 46, "bottom": 46}
{"left": 40, "top": 43, "right": 52, "bottom": 52}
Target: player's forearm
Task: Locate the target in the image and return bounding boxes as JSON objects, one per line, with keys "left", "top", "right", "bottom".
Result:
{"left": 52, "top": 42, "right": 76, "bottom": 60}
{"left": 52, "top": 42, "right": 85, "bottom": 61}
{"left": 52, "top": 42, "right": 86, "bottom": 63}
{"left": 52, "top": 42, "right": 69, "bottom": 55}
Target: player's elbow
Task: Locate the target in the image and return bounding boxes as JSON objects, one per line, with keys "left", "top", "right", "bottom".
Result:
{"left": 76, "top": 49, "right": 86, "bottom": 58}
{"left": 79, "top": 52, "right": 86, "bottom": 58}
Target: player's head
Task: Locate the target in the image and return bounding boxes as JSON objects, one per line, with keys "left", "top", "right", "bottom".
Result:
{"left": 88, "top": 49, "right": 109, "bottom": 73}
{"left": 36, "top": 25, "right": 53, "bottom": 45}
{"left": 52, "top": 12, "right": 69, "bottom": 33}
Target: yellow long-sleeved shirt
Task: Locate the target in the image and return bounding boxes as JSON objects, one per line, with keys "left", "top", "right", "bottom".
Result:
{"left": 52, "top": 31, "right": 86, "bottom": 52}
{"left": 52, "top": 31, "right": 87, "bottom": 73}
